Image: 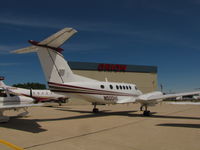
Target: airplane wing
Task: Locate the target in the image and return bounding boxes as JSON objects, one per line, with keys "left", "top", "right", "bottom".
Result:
{"left": 116, "top": 97, "right": 137, "bottom": 104}
{"left": 136, "top": 91, "right": 200, "bottom": 102}
{"left": 0, "top": 104, "right": 43, "bottom": 110}
{"left": 165, "top": 102, "right": 200, "bottom": 105}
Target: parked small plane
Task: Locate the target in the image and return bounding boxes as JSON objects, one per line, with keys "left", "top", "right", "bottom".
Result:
{"left": 0, "top": 79, "right": 69, "bottom": 105}
{"left": 11, "top": 27, "right": 200, "bottom": 116}
{"left": 0, "top": 88, "right": 41, "bottom": 122}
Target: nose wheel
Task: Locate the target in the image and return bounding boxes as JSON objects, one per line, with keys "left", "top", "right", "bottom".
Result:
{"left": 141, "top": 105, "right": 151, "bottom": 116}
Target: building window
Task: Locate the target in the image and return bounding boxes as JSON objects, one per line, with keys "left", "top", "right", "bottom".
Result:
{"left": 110, "top": 85, "right": 113, "bottom": 89}
{"left": 100, "top": 85, "right": 105, "bottom": 89}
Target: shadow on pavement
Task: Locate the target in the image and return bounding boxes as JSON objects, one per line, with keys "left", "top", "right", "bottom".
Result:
{"left": 157, "top": 123, "right": 200, "bottom": 129}
{"left": 0, "top": 116, "right": 47, "bottom": 133}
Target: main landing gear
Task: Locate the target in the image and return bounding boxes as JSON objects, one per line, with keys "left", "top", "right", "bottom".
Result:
{"left": 140, "top": 105, "right": 151, "bottom": 116}
{"left": 92, "top": 103, "right": 99, "bottom": 113}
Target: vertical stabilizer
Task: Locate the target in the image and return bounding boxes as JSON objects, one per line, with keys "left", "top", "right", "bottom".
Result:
{"left": 36, "top": 48, "right": 74, "bottom": 83}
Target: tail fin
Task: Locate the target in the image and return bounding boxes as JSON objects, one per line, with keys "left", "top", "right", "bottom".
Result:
{"left": 11, "top": 28, "right": 77, "bottom": 84}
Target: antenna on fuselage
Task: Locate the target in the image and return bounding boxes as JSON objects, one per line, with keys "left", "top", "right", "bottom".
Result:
{"left": 105, "top": 78, "right": 108, "bottom": 82}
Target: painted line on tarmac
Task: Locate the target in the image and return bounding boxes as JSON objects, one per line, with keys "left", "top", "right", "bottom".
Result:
{"left": 0, "top": 139, "right": 24, "bottom": 150}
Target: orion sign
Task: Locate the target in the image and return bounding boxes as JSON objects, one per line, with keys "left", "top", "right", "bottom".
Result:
{"left": 98, "top": 64, "right": 127, "bottom": 72}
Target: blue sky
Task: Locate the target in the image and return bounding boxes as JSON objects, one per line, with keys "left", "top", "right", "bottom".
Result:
{"left": 1, "top": 0, "right": 200, "bottom": 92}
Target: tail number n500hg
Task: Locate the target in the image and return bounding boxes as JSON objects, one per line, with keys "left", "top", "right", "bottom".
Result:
{"left": 104, "top": 96, "right": 118, "bottom": 102}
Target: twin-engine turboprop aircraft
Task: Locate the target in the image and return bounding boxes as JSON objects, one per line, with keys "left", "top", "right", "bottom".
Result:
{"left": 0, "top": 79, "right": 69, "bottom": 105}
{"left": 11, "top": 27, "right": 200, "bottom": 116}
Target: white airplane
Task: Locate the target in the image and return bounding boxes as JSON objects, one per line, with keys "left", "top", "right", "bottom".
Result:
{"left": 0, "top": 79, "right": 69, "bottom": 105}
{"left": 11, "top": 27, "right": 200, "bottom": 116}
{"left": 0, "top": 88, "right": 41, "bottom": 122}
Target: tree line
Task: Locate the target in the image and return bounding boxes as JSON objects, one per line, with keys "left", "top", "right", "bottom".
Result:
{"left": 12, "top": 82, "right": 46, "bottom": 89}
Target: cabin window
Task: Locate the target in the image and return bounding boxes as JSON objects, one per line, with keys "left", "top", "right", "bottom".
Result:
{"left": 116, "top": 85, "right": 119, "bottom": 90}
{"left": 100, "top": 85, "right": 105, "bottom": 89}
{"left": 110, "top": 85, "right": 113, "bottom": 89}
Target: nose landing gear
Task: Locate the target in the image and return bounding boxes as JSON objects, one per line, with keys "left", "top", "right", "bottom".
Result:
{"left": 140, "top": 105, "right": 151, "bottom": 116}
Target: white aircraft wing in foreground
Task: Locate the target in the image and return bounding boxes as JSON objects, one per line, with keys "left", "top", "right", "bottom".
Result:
{"left": 0, "top": 89, "right": 42, "bottom": 122}
{"left": 11, "top": 27, "right": 200, "bottom": 116}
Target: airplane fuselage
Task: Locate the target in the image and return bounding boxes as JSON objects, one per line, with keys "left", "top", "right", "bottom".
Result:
{"left": 48, "top": 81, "right": 142, "bottom": 104}
{"left": 6, "top": 87, "right": 68, "bottom": 102}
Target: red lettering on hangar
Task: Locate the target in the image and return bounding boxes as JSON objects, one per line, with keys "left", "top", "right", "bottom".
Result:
{"left": 98, "top": 64, "right": 127, "bottom": 72}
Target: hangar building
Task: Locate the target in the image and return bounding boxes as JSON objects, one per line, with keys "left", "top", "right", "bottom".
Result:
{"left": 68, "top": 61, "right": 157, "bottom": 94}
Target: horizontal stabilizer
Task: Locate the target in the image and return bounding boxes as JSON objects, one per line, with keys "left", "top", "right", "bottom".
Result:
{"left": 11, "top": 46, "right": 37, "bottom": 54}
{"left": 39, "top": 28, "right": 77, "bottom": 48}
{"left": 11, "top": 28, "right": 77, "bottom": 54}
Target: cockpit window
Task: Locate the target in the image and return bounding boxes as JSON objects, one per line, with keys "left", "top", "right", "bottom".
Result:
{"left": 110, "top": 85, "right": 113, "bottom": 89}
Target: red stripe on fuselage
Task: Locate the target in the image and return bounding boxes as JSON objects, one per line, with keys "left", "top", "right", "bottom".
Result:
{"left": 48, "top": 82, "right": 137, "bottom": 97}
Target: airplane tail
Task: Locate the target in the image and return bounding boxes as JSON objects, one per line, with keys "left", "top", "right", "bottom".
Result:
{"left": 11, "top": 28, "right": 78, "bottom": 84}
{"left": 11, "top": 28, "right": 96, "bottom": 85}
